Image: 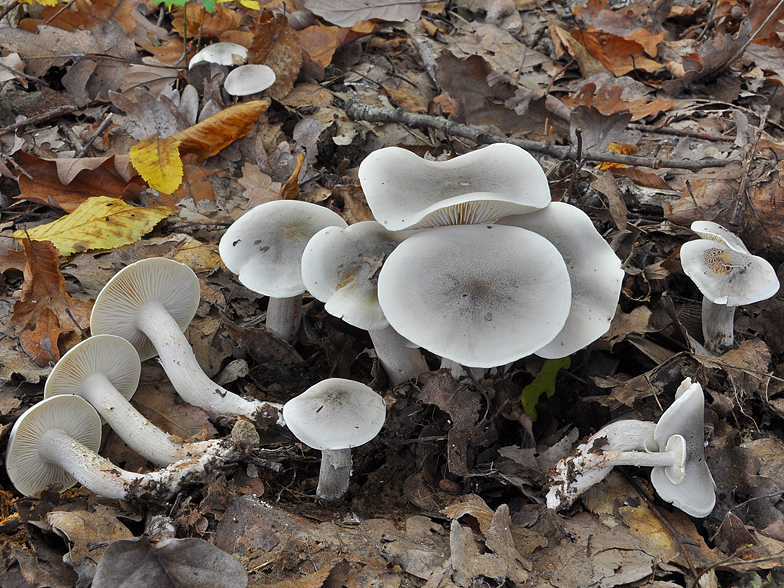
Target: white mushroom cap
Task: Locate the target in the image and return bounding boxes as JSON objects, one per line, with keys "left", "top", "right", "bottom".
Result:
{"left": 224, "top": 64, "right": 276, "bottom": 96}
{"left": 358, "top": 145, "right": 551, "bottom": 230}
{"left": 282, "top": 378, "right": 386, "bottom": 451}
{"left": 690, "top": 220, "right": 750, "bottom": 254}
{"left": 6, "top": 395, "right": 102, "bottom": 497}
{"left": 219, "top": 200, "right": 347, "bottom": 297}
{"left": 650, "top": 378, "right": 716, "bottom": 518}
{"left": 377, "top": 224, "right": 572, "bottom": 368}
{"left": 301, "top": 221, "right": 412, "bottom": 331}
{"left": 90, "top": 258, "right": 201, "bottom": 361}
{"left": 44, "top": 335, "right": 141, "bottom": 424}
{"left": 681, "top": 228, "right": 779, "bottom": 306}
{"left": 498, "top": 202, "right": 624, "bottom": 358}
{"left": 188, "top": 42, "right": 248, "bottom": 69}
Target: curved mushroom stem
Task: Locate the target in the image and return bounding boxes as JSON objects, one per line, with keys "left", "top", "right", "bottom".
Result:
{"left": 38, "top": 428, "right": 231, "bottom": 501}
{"left": 79, "top": 373, "right": 226, "bottom": 467}
{"left": 316, "top": 448, "right": 352, "bottom": 501}
{"left": 266, "top": 295, "right": 302, "bottom": 343}
{"left": 369, "top": 326, "right": 430, "bottom": 386}
{"left": 135, "top": 300, "right": 284, "bottom": 423}
{"left": 702, "top": 298, "right": 735, "bottom": 353}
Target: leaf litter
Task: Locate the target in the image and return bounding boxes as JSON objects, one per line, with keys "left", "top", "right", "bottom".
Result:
{"left": 2, "top": 0, "right": 784, "bottom": 586}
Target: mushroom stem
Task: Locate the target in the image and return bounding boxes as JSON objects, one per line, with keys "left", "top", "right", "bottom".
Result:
{"left": 701, "top": 298, "right": 735, "bottom": 353}
{"left": 38, "top": 428, "right": 225, "bottom": 501}
{"left": 316, "top": 448, "right": 352, "bottom": 501}
{"left": 78, "top": 373, "right": 224, "bottom": 467}
{"left": 369, "top": 326, "right": 430, "bottom": 385}
{"left": 266, "top": 295, "right": 302, "bottom": 343}
{"left": 135, "top": 300, "right": 283, "bottom": 422}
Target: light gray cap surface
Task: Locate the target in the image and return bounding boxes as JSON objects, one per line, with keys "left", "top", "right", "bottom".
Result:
{"left": 189, "top": 42, "right": 248, "bottom": 69}
{"left": 224, "top": 64, "right": 276, "bottom": 96}
{"left": 90, "top": 258, "right": 201, "bottom": 361}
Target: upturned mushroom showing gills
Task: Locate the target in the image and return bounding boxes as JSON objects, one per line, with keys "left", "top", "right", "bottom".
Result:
{"left": 90, "top": 258, "right": 282, "bottom": 422}
{"left": 188, "top": 42, "right": 248, "bottom": 69}
{"left": 283, "top": 379, "right": 386, "bottom": 501}
{"left": 359, "top": 144, "right": 551, "bottom": 230}
{"left": 301, "top": 221, "right": 429, "bottom": 385}
{"left": 219, "top": 200, "right": 348, "bottom": 343}
{"left": 680, "top": 221, "right": 779, "bottom": 353}
{"left": 44, "top": 335, "right": 232, "bottom": 467}
{"left": 6, "top": 396, "right": 257, "bottom": 500}
{"left": 547, "top": 378, "right": 715, "bottom": 517}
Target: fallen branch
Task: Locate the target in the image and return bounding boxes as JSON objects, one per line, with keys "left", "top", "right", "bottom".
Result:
{"left": 344, "top": 98, "right": 741, "bottom": 171}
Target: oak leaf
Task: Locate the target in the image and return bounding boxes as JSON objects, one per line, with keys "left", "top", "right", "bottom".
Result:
{"left": 130, "top": 135, "right": 184, "bottom": 194}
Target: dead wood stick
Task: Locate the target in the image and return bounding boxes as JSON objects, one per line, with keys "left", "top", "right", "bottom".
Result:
{"left": 0, "top": 62, "right": 48, "bottom": 88}
{"left": 344, "top": 98, "right": 740, "bottom": 170}
{"left": 77, "top": 113, "right": 113, "bottom": 158}
{"left": 0, "top": 104, "right": 77, "bottom": 136}
{"left": 626, "top": 123, "right": 731, "bottom": 142}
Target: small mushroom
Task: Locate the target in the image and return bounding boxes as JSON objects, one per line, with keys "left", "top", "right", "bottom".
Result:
{"left": 358, "top": 144, "right": 551, "bottom": 230}
{"left": 90, "top": 258, "right": 282, "bottom": 422}
{"left": 282, "top": 379, "right": 386, "bottom": 500}
{"left": 219, "top": 200, "right": 347, "bottom": 342}
{"left": 301, "top": 221, "right": 429, "bottom": 384}
{"left": 547, "top": 378, "right": 716, "bottom": 517}
{"left": 224, "top": 64, "right": 276, "bottom": 98}
{"left": 680, "top": 221, "right": 779, "bottom": 353}
{"left": 44, "top": 335, "right": 231, "bottom": 467}
{"left": 6, "top": 396, "right": 253, "bottom": 500}
{"left": 188, "top": 42, "right": 248, "bottom": 70}
{"left": 377, "top": 224, "right": 572, "bottom": 368}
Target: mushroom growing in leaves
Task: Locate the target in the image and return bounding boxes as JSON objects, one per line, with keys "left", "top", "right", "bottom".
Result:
{"left": 224, "top": 64, "right": 276, "bottom": 97}
{"left": 90, "top": 258, "right": 282, "bottom": 423}
{"left": 6, "top": 395, "right": 257, "bottom": 500}
{"left": 547, "top": 378, "right": 716, "bottom": 517}
{"left": 44, "top": 335, "right": 233, "bottom": 467}
{"left": 680, "top": 221, "right": 779, "bottom": 353}
{"left": 188, "top": 42, "right": 248, "bottom": 69}
{"left": 283, "top": 379, "right": 386, "bottom": 500}
{"left": 301, "top": 221, "right": 429, "bottom": 384}
{"left": 219, "top": 200, "right": 347, "bottom": 342}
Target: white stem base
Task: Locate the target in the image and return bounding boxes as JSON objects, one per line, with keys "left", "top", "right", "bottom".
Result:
{"left": 316, "top": 448, "right": 352, "bottom": 501}
{"left": 702, "top": 299, "right": 735, "bottom": 354}
{"left": 369, "top": 326, "right": 429, "bottom": 386}
{"left": 266, "top": 296, "right": 302, "bottom": 343}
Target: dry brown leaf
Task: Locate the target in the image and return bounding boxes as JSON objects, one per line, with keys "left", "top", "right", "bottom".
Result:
{"left": 247, "top": 12, "right": 304, "bottom": 100}
{"left": 35, "top": 0, "right": 141, "bottom": 35}
{"left": 563, "top": 83, "right": 675, "bottom": 121}
{"left": 591, "top": 171, "right": 627, "bottom": 230}
{"left": 237, "top": 162, "right": 282, "bottom": 209}
{"left": 571, "top": 29, "right": 662, "bottom": 76}
{"left": 303, "top": 0, "right": 422, "bottom": 28}
{"left": 171, "top": 3, "right": 242, "bottom": 39}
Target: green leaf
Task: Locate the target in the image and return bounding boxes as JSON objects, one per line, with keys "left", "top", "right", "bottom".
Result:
{"left": 521, "top": 357, "right": 571, "bottom": 421}
{"left": 202, "top": 0, "right": 216, "bottom": 12}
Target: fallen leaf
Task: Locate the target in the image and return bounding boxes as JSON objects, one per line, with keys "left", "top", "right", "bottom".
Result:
{"left": 47, "top": 506, "right": 134, "bottom": 567}
{"left": 303, "top": 0, "right": 422, "bottom": 28}
{"left": 130, "top": 135, "right": 184, "bottom": 194}
{"left": 247, "top": 12, "right": 303, "bottom": 100}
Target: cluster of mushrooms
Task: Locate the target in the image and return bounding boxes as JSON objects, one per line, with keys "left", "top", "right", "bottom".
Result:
{"left": 6, "top": 143, "right": 779, "bottom": 515}
{"left": 189, "top": 42, "right": 276, "bottom": 98}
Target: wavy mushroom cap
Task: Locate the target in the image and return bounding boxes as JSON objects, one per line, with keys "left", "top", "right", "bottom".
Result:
{"left": 90, "top": 258, "right": 201, "bottom": 361}
{"left": 224, "top": 64, "right": 276, "bottom": 96}
{"left": 359, "top": 145, "right": 551, "bottom": 230}
{"left": 188, "top": 42, "right": 248, "bottom": 69}
{"left": 498, "top": 202, "right": 624, "bottom": 358}
{"left": 377, "top": 224, "right": 572, "bottom": 368}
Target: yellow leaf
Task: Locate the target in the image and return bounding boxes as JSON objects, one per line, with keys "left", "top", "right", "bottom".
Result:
{"left": 129, "top": 135, "right": 184, "bottom": 194}
{"left": 21, "top": 0, "right": 58, "bottom": 5}
{"left": 14, "top": 196, "right": 174, "bottom": 257}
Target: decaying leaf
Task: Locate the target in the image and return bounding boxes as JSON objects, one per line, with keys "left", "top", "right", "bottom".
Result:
{"left": 303, "top": 0, "right": 422, "bottom": 28}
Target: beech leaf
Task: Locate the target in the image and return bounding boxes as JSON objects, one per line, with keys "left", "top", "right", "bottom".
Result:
{"left": 130, "top": 135, "right": 184, "bottom": 195}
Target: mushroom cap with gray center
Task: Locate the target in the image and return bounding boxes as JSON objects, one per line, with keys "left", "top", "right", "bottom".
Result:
{"left": 301, "top": 221, "right": 412, "bottom": 331}
{"left": 188, "top": 42, "right": 248, "bottom": 69}
{"left": 650, "top": 378, "right": 716, "bottom": 518}
{"left": 224, "top": 64, "right": 276, "bottom": 96}
{"left": 44, "top": 335, "right": 141, "bottom": 424}
{"left": 6, "top": 395, "right": 102, "bottom": 497}
{"left": 358, "top": 145, "right": 551, "bottom": 230}
{"left": 90, "top": 258, "right": 201, "bottom": 361}
{"left": 377, "top": 224, "right": 572, "bottom": 368}
{"left": 282, "top": 379, "right": 386, "bottom": 451}
{"left": 219, "top": 200, "right": 347, "bottom": 297}
{"left": 498, "top": 202, "right": 624, "bottom": 358}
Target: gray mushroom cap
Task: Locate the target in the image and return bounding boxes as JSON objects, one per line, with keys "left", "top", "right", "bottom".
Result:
{"left": 358, "top": 144, "right": 551, "bottom": 230}
{"left": 650, "top": 378, "right": 716, "bottom": 518}
{"left": 282, "top": 378, "right": 386, "bottom": 451}
{"left": 224, "top": 64, "right": 276, "bottom": 96}
{"left": 219, "top": 200, "right": 347, "bottom": 297}
{"left": 301, "top": 221, "right": 412, "bottom": 331}
{"left": 6, "top": 395, "right": 102, "bottom": 497}
{"left": 377, "top": 224, "right": 572, "bottom": 368}
{"left": 90, "top": 258, "right": 201, "bottom": 361}
{"left": 188, "top": 42, "right": 248, "bottom": 69}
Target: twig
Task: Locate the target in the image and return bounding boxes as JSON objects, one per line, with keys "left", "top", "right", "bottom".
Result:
{"left": 627, "top": 123, "right": 731, "bottom": 142}
{"left": 42, "top": 0, "right": 75, "bottom": 25}
{"left": 76, "top": 113, "right": 113, "bottom": 158}
{"left": 0, "top": 151, "right": 32, "bottom": 180}
{"left": 0, "top": 62, "right": 48, "bottom": 88}
{"left": 0, "top": 104, "right": 77, "bottom": 135}
{"left": 719, "top": 0, "right": 784, "bottom": 77}
{"left": 344, "top": 99, "right": 740, "bottom": 170}
{"left": 65, "top": 308, "right": 89, "bottom": 339}
{"left": 685, "top": 180, "right": 705, "bottom": 219}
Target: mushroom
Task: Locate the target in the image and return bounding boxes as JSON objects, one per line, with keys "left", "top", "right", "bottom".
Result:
{"left": 90, "top": 257, "right": 282, "bottom": 422}
{"left": 680, "top": 221, "right": 779, "bottom": 353}
{"left": 376, "top": 223, "right": 572, "bottom": 368}
{"left": 44, "top": 335, "right": 233, "bottom": 467}
{"left": 6, "top": 395, "right": 257, "bottom": 500}
{"left": 282, "top": 378, "right": 386, "bottom": 500}
{"left": 547, "top": 378, "right": 716, "bottom": 517}
{"left": 358, "top": 144, "right": 551, "bottom": 230}
{"left": 223, "top": 64, "right": 276, "bottom": 97}
{"left": 301, "top": 221, "right": 429, "bottom": 384}
{"left": 497, "top": 201, "right": 624, "bottom": 358}
{"left": 219, "top": 200, "right": 347, "bottom": 342}
{"left": 188, "top": 42, "right": 248, "bottom": 70}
